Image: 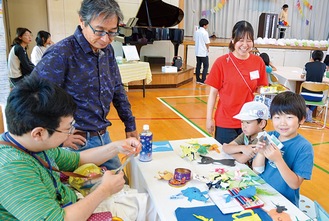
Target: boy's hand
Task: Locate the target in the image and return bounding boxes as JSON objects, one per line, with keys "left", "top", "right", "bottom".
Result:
{"left": 262, "top": 143, "right": 283, "bottom": 162}
{"left": 255, "top": 140, "right": 267, "bottom": 155}
{"left": 241, "top": 145, "right": 257, "bottom": 158}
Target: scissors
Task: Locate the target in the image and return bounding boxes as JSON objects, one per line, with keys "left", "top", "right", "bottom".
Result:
{"left": 198, "top": 155, "right": 235, "bottom": 167}
{"left": 80, "top": 155, "right": 134, "bottom": 189}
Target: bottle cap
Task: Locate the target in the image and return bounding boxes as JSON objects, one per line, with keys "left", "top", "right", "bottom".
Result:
{"left": 143, "top": 124, "right": 149, "bottom": 130}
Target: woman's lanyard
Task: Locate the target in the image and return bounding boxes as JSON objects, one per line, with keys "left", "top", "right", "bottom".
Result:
{"left": 3, "top": 132, "right": 64, "bottom": 204}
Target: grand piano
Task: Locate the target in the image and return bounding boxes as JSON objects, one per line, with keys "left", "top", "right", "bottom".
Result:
{"left": 119, "top": 0, "right": 184, "bottom": 58}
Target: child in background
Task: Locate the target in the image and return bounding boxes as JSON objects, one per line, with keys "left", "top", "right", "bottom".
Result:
{"left": 259, "top": 53, "right": 277, "bottom": 85}
{"left": 252, "top": 91, "right": 314, "bottom": 207}
{"left": 300, "top": 50, "right": 327, "bottom": 122}
{"left": 222, "top": 101, "right": 268, "bottom": 166}
{"left": 278, "top": 4, "right": 289, "bottom": 38}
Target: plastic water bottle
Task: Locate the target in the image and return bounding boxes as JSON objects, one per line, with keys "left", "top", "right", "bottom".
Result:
{"left": 139, "top": 124, "right": 153, "bottom": 162}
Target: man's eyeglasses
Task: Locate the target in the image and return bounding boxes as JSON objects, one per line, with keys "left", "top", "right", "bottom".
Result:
{"left": 87, "top": 22, "right": 119, "bottom": 37}
{"left": 47, "top": 120, "right": 76, "bottom": 135}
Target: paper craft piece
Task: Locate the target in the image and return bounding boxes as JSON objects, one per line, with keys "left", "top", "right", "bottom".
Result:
{"left": 198, "top": 155, "right": 236, "bottom": 167}
{"left": 152, "top": 141, "right": 173, "bottom": 152}
{"left": 181, "top": 187, "right": 209, "bottom": 202}
{"left": 180, "top": 145, "right": 198, "bottom": 161}
{"left": 209, "top": 186, "right": 264, "bottom": 214}
{"left": 257, "top": 131, "right": 283, "bottom": 149}
{"left": 122, "top": 45, "right": 140, "bottom": 61}
{"left": 224, "top": 186, "right": 256, "bottom": 203}
{"left": 193, "top": 214, "right": 214, "bottom": 221}
{"left": 232, "top": 210, "right": 261, "bottom": 221}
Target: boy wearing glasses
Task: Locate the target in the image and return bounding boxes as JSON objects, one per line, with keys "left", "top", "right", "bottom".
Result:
{"left": 0, "top": 76, "right": 141, "bottom": 220}
{"left": 32, "top": 0, "right": 137, "bottom": 171}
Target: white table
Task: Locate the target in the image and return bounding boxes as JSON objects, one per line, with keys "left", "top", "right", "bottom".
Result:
{"left": 118, "top": 61, "right": 152, "bottom": 97}
{"left": 273, "top": 66, "right": 329, "bottom": 93}
{"left": 129, "top": 137, "right": 312, "bottom": 221}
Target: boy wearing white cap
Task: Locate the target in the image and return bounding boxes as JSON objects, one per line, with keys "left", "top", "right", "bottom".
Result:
{"left": 222, "top": 101, "right": 268, "bottom": 165}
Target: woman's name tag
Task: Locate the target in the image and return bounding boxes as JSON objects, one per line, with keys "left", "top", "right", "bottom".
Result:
{"left": 250, "top": 70, "right": 260, "bottom": 80}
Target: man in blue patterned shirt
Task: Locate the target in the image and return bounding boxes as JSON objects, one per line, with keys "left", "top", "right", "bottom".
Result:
{"left": 32, "top": 0, "right": 138, "bottom": 170}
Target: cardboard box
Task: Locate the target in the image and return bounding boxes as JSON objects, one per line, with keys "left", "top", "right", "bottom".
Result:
{"left": 162, "top": 66, "right": 177, "bottom": 73}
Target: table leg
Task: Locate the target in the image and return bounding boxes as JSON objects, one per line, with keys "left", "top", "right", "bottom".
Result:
{"left": 143, "top": 79, "right": 145, "bottom": 98}
{"left": 183, "top": 44, "right": 188, "bottom": 69}
{"left": 295, "top": 81, "right": 302, "bottom": 93}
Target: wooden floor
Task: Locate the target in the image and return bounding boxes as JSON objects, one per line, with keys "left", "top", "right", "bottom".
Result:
{"left": 108, "top": 79, "right": 329, "bottom": 213}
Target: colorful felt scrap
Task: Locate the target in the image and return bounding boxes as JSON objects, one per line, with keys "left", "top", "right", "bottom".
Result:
{"left": 193, "top": 214, "right": 214, "bottom": 221}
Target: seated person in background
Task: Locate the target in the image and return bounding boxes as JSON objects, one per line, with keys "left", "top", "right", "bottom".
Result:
{"left": 7, "top": 27, "right": 35, "bottom": 86}
{"left": 324, "top": 45, "right": 329, "bottom": 71}
{"left": 252, "top": 91, "right": 314, "bottom": 207}
{"left": 300, "top": 50, "right": 327, "bottom": 122}
{"left": 259, "top": 52, "right": 277, "bottom": 85}
{"left": 222, "top": 101, "right": 268, "bottom": 167}
{"left": 31, "top": 30, "right": 54, "bottom": 65}
{"left": 0, "top": 76, "right": 141, "bottom": 220}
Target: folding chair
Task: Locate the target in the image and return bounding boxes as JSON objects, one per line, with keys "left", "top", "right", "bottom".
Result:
{"left": 314, "top": 201, "right": 329, "bottom": 221}
{"left": 299, "top": 81, "right": 329, "bottom": 129}
{"left": 269, "top": 73, "right": 279, "bottom": 84}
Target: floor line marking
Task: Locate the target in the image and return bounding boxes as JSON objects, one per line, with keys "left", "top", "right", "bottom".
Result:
{"left": 158, "top": 97, "right": 210, "bottom": 137}
{"left": 158, "top": 95, "right": 209, "bottom": 99}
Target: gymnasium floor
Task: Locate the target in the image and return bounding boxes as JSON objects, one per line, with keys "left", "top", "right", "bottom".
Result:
{"left": 107, "top": 80, "right": 329, "bottom": 213}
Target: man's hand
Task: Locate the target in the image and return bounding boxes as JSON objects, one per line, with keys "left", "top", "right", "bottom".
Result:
{"left": 62, "top": 133, "right": 86, "bottom": 150}
{"left": 117, "top": 137, "right": 142, "bottom": 156}
{"left": 126, "top": 130, "right": 138, "bottom": 139}
{"left": 99, "top": 170, "right": 125, "bottom": 196}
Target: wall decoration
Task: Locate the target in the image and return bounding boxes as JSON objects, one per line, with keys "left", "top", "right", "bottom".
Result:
{"left": 201, "top": 0, "right": 227, "bottom": 17}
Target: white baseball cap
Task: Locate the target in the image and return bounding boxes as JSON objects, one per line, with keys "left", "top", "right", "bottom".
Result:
{"left": 233, "top": 101, "right": 269, "bottom": 121}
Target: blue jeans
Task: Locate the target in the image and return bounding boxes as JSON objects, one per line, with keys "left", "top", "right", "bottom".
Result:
{"left": 72, "top": 131, "right": 121, "bottom": 170}
{"left": 214, "top": 126, "right": 242, "bottom": 144}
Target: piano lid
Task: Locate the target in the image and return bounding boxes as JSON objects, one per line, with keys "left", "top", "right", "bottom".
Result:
{"left": 135, "top": 0, "right": 184, "bottom": 27}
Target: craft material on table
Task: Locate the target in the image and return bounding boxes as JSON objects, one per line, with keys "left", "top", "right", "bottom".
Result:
{"left": 175, "top": 205, "right": 272, "bottom": 221}
{"left": 198, "top": 155, "right": 236, "bottom": 166}
{"left": 208, "top": 186, "right": 264, "bottom": 214}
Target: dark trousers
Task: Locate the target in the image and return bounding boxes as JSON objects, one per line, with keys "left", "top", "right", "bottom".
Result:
{"left": 214, "top": 126, "right": 242, "bottom": 144}
{"left": 279, "top": 28, "right": 286, "bottom": 38}
{"left": 195, "top": 56, "right": 209, "bottom": 83}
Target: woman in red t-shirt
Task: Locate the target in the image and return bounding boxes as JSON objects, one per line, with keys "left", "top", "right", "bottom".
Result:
{"left": 205, "top": 20, "right": 268, "bottom": 144}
